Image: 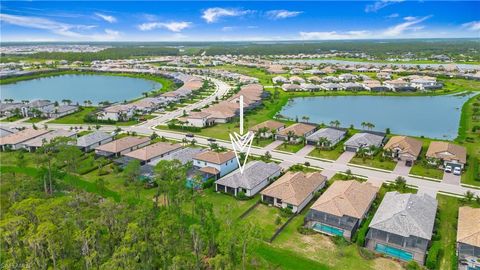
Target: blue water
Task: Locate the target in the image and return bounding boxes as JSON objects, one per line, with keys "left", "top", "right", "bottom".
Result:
{"left": 375, "top": 244, "right": 413, "bottom": 261}
{"left": 1, "top": 74, "right": 162, "bottom": 104}
{"left": 313, "top": 223, "right": 344, "bottom": 236}
{"left": 278, "top": 94, "right": 474, "bottom": 139}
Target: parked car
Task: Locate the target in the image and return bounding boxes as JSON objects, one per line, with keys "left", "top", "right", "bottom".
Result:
{"left": 185, "top": 133, "right": 195, "bottom": 138}
{"left": 444, "top": 166, "right": 452, "bottom": 173}
{"left": 453, "top": 167, "right": 461, "bottom": 176}
{"left": 207, "top": 138, "right": 216, "bottom": 142}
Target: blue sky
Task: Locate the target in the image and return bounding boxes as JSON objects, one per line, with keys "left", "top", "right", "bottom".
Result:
{"left": 0, "top": 1, "right": 479, "bottom": 42}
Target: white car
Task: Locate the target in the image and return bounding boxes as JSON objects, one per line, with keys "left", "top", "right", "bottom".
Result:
{"left": 444, "top": 166, "right": 452, "bottom": 173}
{"left": 453, "top": 167, "right": 462, "bottom": 176}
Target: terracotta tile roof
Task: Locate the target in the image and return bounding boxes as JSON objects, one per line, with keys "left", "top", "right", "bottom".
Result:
{"left": 426, "top": 141, "right": 467, "bottom": 164}
{"left": 311, "top": 180, "right": 379, "bottom": 219}
{"left": 194, "top": 150, "right": 236, "bottom": 164}
{"left": 261, "top": 171, "right": 327, "bottom": 205}
{"left": 124, "top": 142, "right": 182, "bottom": 161}
{"left": 277, "top": 123, "right": 317, "bottom": 137}
{"left": 0, "top": 128, "right": 50, "bottom": 146}
{"left": 104, "top": 104, "right": 135, "bottom": 113}
{"left": 22, "top": 129, "right": 76, "bottom": 148}
{"left": 250, "top": 120, "right": 285, "bottom": 132}
{"left": 95, "top": 136, "right": 150, "bottom": 153}
{"left": 199, "top": 166, "right": 220, "bottom": 175}
{"left": 457, "top": 206, "right": 480, "bottom": 247}
{"left": 383, "top": 136, "right": 422, "bottom": 158}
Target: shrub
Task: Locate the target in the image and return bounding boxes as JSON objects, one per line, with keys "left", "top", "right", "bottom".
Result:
{"left": 358, "top": 247, "right": 376, "bottom": 260}
{"left": 297, "top": 226, "right": 316, "bottom": 235}
{"left": 425, "top": 241, "right": 442, "bottom": 270}
{"left": 274, "top": 216, "right": 282, "bottom": 225}
{"left": 279, "top": 207, "right": 293, "bottom": 218}
{"left": 406, "top": 261, "right": 422, "bottom": 270}
{"left": 236, "top": 191, "right": 249, "bottom": 200}
{"left": 202, "top": 178, "right": 215, "bottom": 189}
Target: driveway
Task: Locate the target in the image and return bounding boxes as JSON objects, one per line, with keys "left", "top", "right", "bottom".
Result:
{"left": 367, "top": 176, "right": 384, "bottom": 187}
{"left": 442, "top": 172, "right": 461, "bottom": 185}
{"left": 393, "top": 161, "right": 412, "bottom": 176}
{"left": 417, "top": 187, "right": 438, "bottom": 198}
{"left": 279, "top": 160, "right": 294, "bottom": 171}
{"left": 336, "top": 151, "right": 356, "bottom": 164}
{"left": 321, "top": 169, "right": 337, "bottom": 180}
{"left": 295, "top": 145, "right": 315, "bottom": 157}
{"left": 264, "top": 140, "right": 284, "bottom": 151}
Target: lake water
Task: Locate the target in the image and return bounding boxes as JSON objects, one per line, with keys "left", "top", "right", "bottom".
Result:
{"left": 1, "top": 74, "right": 162, "bottom": 104}
{"left": 278, "top": 94, "right": 475, "bottom": 139}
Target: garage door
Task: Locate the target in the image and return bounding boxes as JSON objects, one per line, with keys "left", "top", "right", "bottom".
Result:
{"left": 446, "top": 162, "right": 462, "bottom": 170}
{"left": 345, "top": 146, "right": 357, "bottom": 152}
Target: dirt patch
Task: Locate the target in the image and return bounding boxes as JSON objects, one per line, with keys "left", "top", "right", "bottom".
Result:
{"left": 373, "top": 258, "right": 404, "bottom": 270}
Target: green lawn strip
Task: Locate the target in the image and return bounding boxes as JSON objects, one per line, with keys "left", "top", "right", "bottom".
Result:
{"left": 0, "top": 115, "right": 25, "bottom": 122}
{"left": 410, "top": 164, "right": 444, "bottom": 179}
{"left": 308, "top": 143, "right": 345, "bottom": 161}
{"left": 242, "top": 204, "right": 288, "bottom": 241}
{"left": 349, "top": 154, "right": 396, "bottom": 171}
{"left": 49, "top": 106, "right": 97, "bottom": 124}
{"left": 0, "top": 165, "right": 120, "bottom": 201}
{"left": 254, "top": 242, "right": 330, "bottom": 270}
{"left": 431, "top": 195, "right": 459, "bottom": 270}
{"left": 252, "top": 138, "right": 275, "bottom": 148}
{"left": 25, "top": 117, "right": 46, "bottom": 123}
{"left": 276, "top": 142, "right": 305, "bottom": 153}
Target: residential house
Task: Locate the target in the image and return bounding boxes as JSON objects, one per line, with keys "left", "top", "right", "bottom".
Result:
{"left": 306, "top": 127, "right": 347, "bottom": 148}
{"left": 22, "top": 100, "right": 55, "bottom": 117}
{"left": 178, "top": 112, "right": 215, "bottom": 128}
{"left": 426, "top": 141, "right": 467, "bottom": 170}
{"left": 43, "top": 105, "right": 79, "bottom": 118}
{"left": 0, "top": 128, "right": 51, "bottom": 150}
{"left": 20, "top": 129, "right": 77, "bottom": 152}
{"left": 249, "top": 120, "right": 286, "bottom": 138}
{"left": 193, "top": 150, "right": 238, "bottom": 179}
{"left": 457, "top": 207, "right": 480, "bottom": 270}
{"left": 366, "top": 192, "right": 437, "bottom": 265}
{"left": 98, "top": 104, "right": 136, "bottom": 122}
{"left": 321, "top": 83, "right": 342, "bottom": 91}
{"left": 289, "top": 76, "right": 305, "bottom": 84}
{"left": 305, "top": 180, "right": 379, "bottom": 240}
{"left": 122, "top": 142, "right": 183, "bottom": 165}
{"left": 95, "top": 136, "right": 150, "bottom": 157}
{"left": 142, "top": 147, "right": 206, "bottom": 180}
{"left": 339, "top": 73, "right": 358, "bottom": 81}
{"left": 0, "top": 126, "right": 18, "bottom": 138}
{"left": 344, "top": 132, "right": 386, "bottom": 154}
{"left": 363, "top": 80, "right": 390, "bottom": 92}
{"left": 282, "top": 83, "right": 303, "bottom": 92}
{"left": 384, "top": 136, "right": 423, "bottom": 166}
{"left": 384, "top": 79, "right": 415, "bottom": 92}
{"left": 130, "top": 97, "right": 165, "bottom": 114}
{"left": 267, "top": 65, "right": 285, "bottom": 74}
{"left": 261, "top": 171, "right": 327, "bottom": 213}
{"left": 341, "top": 82, "right": 365, "bottom": 91}
{"left": 272, "top": 75, "right": 288, "bottom": 84}
{"left": 76, "top": 131, "right": 114, "bottom": 152}
{"left": 376, "top": 72, "right": 392, "bottom": 80}
{"left": 276, "top": 123, "right": 318, "bottom": 143}
{"left": 215, "top": 161, "right": 282, "bottom": 197}
{"left": 0, "top": 102, "right": 24, "bottom": 117}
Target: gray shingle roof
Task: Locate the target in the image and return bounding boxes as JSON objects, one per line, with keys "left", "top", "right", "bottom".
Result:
{"left": 215, "top": 161, "right": 282, "bottom": 189}
{"left": 148, "top": 147, "right": 206, "bottom": 166}
{"left": 344, "top": 132, "right": 385, "bottom": 148}
{"left": 77, "top": 131, "right": 113, "bottom": 147}
{"left": 306, "top": 127, "right": 346, "bottom": 143}
{"left": 369, "top": 192, "right": 437, "bottom": 239}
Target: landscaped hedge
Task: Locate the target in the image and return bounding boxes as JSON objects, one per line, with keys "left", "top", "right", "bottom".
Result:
{"left": 425, "top": 241, "right": 442, "bottom": 269}
{"left": 167, "top": 123, "right": 202, "bottom": 132}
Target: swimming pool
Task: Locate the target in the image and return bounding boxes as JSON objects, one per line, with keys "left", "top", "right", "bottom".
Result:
{"left": 375, "top": 243, "right": 413, "bottom": 261}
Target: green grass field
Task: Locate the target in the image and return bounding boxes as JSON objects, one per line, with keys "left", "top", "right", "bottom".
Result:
{"left": 308, "top": 143, "right": 345, "bottom": 161}
{"left": 49, "top": 106, "right": 97, "bottom": 124}
{"left": 349, "top": 154, "right": 397, "bottom": 171}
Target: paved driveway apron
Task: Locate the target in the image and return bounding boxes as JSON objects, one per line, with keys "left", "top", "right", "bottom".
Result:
{"left": 442, "top": 172, "right": 461, "bottom": 185}
{"left": 264, "top": 140, "right": 284, "bottom": 151}
{"left": 336, "top": 151, "right": 356, "bottom": 164}
{"left": 296, "top": 145, "right": 315, "bottom": 157}
{"left": 393, "top": 161, "right": 412, "bottom": 176}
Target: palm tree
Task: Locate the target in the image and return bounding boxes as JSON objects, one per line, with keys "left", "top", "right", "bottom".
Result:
{"left": 367, "top": 123, "right": 376, "bottom": 130}
{"left": 142, "top": 92, "right": 149, "bottom": 98}
{"left": 302, "top": 116, "right": 310, "bottom": 123}
{"left": 317, "top": 137, "right": 330, "bottom": 149}
{"left": 361, "top": 122, "right": 367, "bottom": 130}
{"left": 286, "top": 130, "right": 296, "bottom": 143}
{"left": 330, "top": 120, "right": 340, "bottom": 128}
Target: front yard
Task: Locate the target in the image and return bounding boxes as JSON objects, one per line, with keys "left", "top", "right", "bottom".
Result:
{"left": 349, "top": 154, "right": 397, "bottom": 171}
{"left": 308, "top": 143, "right": 345, "bottom": 161}
{"left": 410, "top": 163, "right": 444, "bottom": 179}
{"left": 275, "top": 142, "right": 305, "bottom": 153}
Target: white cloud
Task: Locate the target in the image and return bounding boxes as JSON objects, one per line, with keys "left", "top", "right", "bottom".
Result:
{"left": 94, "top": 12, "right": 117, "bottom": 23}
{"left": 266, "top": 10, "right": 302, "bottom": 19}
{"left": 365, "top": 0, "right": 404, "bottom": 13}
{"left": 383, "top": 15, "right": 431, "bottom": 36}
{"left": 221, "top": 26, "right": 235, "bottom": 32}
{"left": 386, "top": 13, "right": 399, "bottom": 18}
{"left": 201, "top": 7, "right": 251, "bottom": 23}
{"left": 462, "top": 21, "right": 480, "bottom": 31}
{"left": 300, "top": 30, "right": 370, "bottom": 40}
{"left": 0, "top": 13, "right": 120, "bottom": 41}
{"left": 138, "top": 21, "right": 191, "bottom": 32}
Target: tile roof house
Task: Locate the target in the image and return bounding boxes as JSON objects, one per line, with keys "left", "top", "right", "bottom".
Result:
{"left": 0, "top": 126, "right": 18, "bottom": 138}
{"left": 193, "top": 150, "right": 238, "bottom": 179}
{"left": 344, "top": 132, "right": 386, "bottom": 154}
{"left": 306, "top": 127, "right": 347, "bottom": 148}
{"left": 457, "top": 207, "right": 480, "bottom": 269}
{"left": 249, "top": 120, "right": 286, "bottom": 138}
{"left": 425, "top": 141, "right": 467, "bottom": 169}
{"left": 98, "top": 104, "right": 136, "bottom": 122}
{"left": 384, "top": 136, "right": 423, "bottom": 166}
{"left": 305, "top": 180, "right": 379, "bottom": 240}
{"left": 76, "top": 131, "right": 114, "bottom": 152}
{"left": 261, "top": 171, "right": 327, "bottom": 213}
{"left": 123, "top": 142, "right": 182, "bottom": 164}
{"left": 215, "top": 161, "right": 282, "bottom": 197}
{"left": 20, "top": 129, "right": 77, "bottom": 151}
{"left": 0, "top": 128, "right": 51, "bottom": 150}
{"left": 366, "top": 192, "right": 438, "bottom": 265}
{"left": 276, "top": 123, "right": 318, "bottom": 143}
{"left": 95, "top": 136, "right": 150, "bottom": 157}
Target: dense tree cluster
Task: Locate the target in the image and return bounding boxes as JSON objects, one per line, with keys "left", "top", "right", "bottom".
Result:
{"left": 0, "top": 138, "right": 261, "bottom": 269}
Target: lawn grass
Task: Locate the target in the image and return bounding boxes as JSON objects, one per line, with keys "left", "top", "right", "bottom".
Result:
{"left": 252, "top": 137, "right": 275, "bottom": 148}
{"left": 242, "top": 204, "right": 288, "bottom": 241}
{"left": 410, "top": 163, "right": 444, "bottom": 179}
{"left": 1, "top": 115, "right": 24, "bottom": 122}
{"left": 254, "top": 243, "right": 330, "bottom": 270}
{"left": 193, "top": 188, "right": 259, "bottom": 220}
{"left": 49, "top": 106, "right": 97, "bottom": 124}
{"left": 308, "top": 144, "right": 345, "bottom": 161}
{"left": 435, "top": 195, "right": 459, "bottom": 270}
{"left": 25, "top": 117, "right": 46, "bottom": 123}
{"left": 276, "top": 142, "right": 305, "bottom": 153}
{"left": 349, "top": 154, "right": 397, "bottom": 171}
